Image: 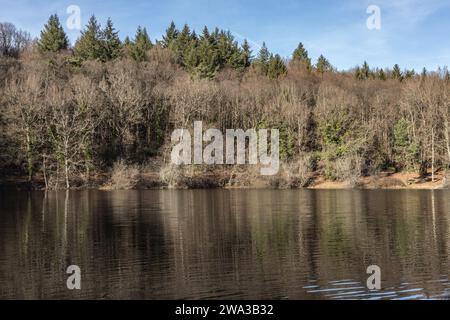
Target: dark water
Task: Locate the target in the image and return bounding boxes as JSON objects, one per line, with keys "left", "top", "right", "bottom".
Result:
{"left": 0, "top": 189, "right": 449, "bottom": 300}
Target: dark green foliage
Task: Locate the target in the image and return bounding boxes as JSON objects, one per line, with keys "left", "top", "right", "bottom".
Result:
{"left": 38, "top": 14, "right": 68, "bottom": 52}
{"left": 404, "top": 69, "right": 415, "bottom": 79}
{"left": 292, "top": 42, "right": 311, "bottom": 68}
{"left": 421, "top": 67, "right": 427, "bottom": 80}
{"left": 254, "top": 42, "right": 270, "bottom": 75}
{"left": 316, "top": 54, "right": 332, "bottom": 74}
{"left": 267, "top": 54, "right": 287, "bottom": 79}
{"left": 101, "top": 18, "right": 122, "bottom": 61}
{"left": 393, "top": 118, "right": 419, "bottom": 170}
{"left": 159, "top": 23, "right": 251, "bottom": 78}
{"left": 161, "top": 21, "right": 179, "bottom": 49}
{"left": 355, "top": 61, "right": 372, "bottom": 80}
{"left": 130, "top": 26, "right": 152, "bottom": 62}
{"left": 376, "top": 68, "right": 386, "bottom": 81}
{"left": 74, "top": 16, "right": 122, "bottom": 62}
{"left": 74, "top": 15, "right": 103, "bottom": 61}
{"left": 392, "top": 64, "right": 403, "bottom": 81}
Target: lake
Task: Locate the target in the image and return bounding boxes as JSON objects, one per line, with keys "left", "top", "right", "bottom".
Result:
{"left": 0, "top": 189, "right": 449, "bottom": 300}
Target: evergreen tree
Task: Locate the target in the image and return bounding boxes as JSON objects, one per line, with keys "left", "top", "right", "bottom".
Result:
{"left": 229, "top": 39, "right": 252, "bottom": 70}
{"left": 38, "top": 14, "right": 69, "bottom": 52}
{"left": 355, "top": 62, "right": 371, "bottom": 80}
{"left": 130, "top": 26, "right": 152, "bottom": 62}
{"left": 292, "top": 42, "right": 311, "bottom": 68}
{"left": 355, "top": 66, "right": 362, "bottom": 80}
{"left": 392, "top": 64, "right": 403, "bottom": 81}
{"left": 174, "top": 24, "right": 194, "bottom": 65}
{"left": 377, "top": 68, "right": 386, "bottom": 81}
{"left": 161, "top": 21, "right": 179, "bottom": 49}
{"left": 74, "top": 15, "right": 103, "bottom": 61}
{"left": 267, "top": 54, "right": 287, "bottom": 79}
{"left": 101, "top": 18, "right": 121, "bottom": 61}
{"left": 316, "top": 54, "right": 332, "bottom": 74}
{"left": 194, "top": 26, "right": 219, "bottom": 78}
{"left": 421, "top": 67, "right": 427, "bottom": 79}
{"left": 254, "top": 42, "right": 270, "bottom": 75}
{"left": 216, "top": 30, "right": 237, "bottom": 67}
{"left": 361, "top": 61, "right": 370, "bottom": 79}
{"left": 404, "top": 69, "right": 415, "bottom": 79}
{"left": 241, "top": 40, "right": 252, "bottom": 67}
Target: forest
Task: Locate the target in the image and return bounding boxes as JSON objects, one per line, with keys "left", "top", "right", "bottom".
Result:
{"left": 0, "top": 15, "right": 449, "bottom": 190}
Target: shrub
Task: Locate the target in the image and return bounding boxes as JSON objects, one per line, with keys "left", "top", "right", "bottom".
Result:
{"left": 108, "top": 160, "right": 140, "bottom": 190}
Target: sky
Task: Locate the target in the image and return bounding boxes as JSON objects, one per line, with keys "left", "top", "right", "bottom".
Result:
{"left": 1, "top": 0, "right": 449, "bottom": 71}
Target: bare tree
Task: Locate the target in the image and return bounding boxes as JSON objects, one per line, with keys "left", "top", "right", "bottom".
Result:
{"left": 5, "top": 72, "right": 43, "bottom": 181}
{"left": 0, "top": 22, "right": 31, "bottom": 58}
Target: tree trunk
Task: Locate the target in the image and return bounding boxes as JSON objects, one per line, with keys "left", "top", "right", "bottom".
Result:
{"left": 42, "top": 155, "right": 48, "bottom": 190}
{"left": 25, "top": 128, "right": 32, "bottom": 182}
{"left": 445, "top": 120, "right": 450, "bottom": 167}
{"left": 64, "top": 139, "right": 70, "bottom": 189}
{"left": 431, "top": 127, "right": 435, "bottom": 182}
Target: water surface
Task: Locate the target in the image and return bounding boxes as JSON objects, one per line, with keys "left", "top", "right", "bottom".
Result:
{"left": 0, "top": 189, "right": 449, "bottom": 300}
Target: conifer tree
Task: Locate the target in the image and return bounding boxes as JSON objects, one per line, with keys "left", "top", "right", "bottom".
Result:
{"left": 229, "top": 39, "right": 252, "bottom": 70}
{"left": 130, "top": 26, "right": 152, "bottom": 62}
{"left": 377, "top": 68, "right": 386, "bottom": 81}
{"left": 38, "top": 14, "right": 69, "bottom": 52}
{"left": 392, "top": 64, "right": 403, "bottom": 81}
{"left": 194, "top": 26, "right": 218, "bottom": 78}
{"left": 240, "top": 40, "right": 252, "bottom": 68}
{"left": 267, "top": 54, "right": 287, "bottom": 79}
{"left": 101, "top": 18, "right": 121, "bottom": 61}
{"left": 292, "top": 42, "right": 311, "bottom": 68}
{"left": 421, "top": 67, "right": 427, "bottom": 79}
{"left": 175, "top": 24, "right": 194, "bottom": 64}
{"left": 74, "top": 15, "right": 103, "bottom": 61}
{"left": 360, "top": 61, "right": 370, "bottom": 79}
{"left": 161, "top": 21, "right": 179, "bottom": 49}
{"left": 316, "top": 54, "right": 332, "bottom": 74}
{"left": 254, "top": 42, "right": 270, "bottom": 75}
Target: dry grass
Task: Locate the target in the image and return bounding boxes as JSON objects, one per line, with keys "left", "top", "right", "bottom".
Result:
{"left": 106, "top": 160, "right": 141, "bottom": 190}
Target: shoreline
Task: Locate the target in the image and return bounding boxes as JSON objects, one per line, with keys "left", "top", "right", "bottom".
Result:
{"left": 1, "top": 171, "right": 448, "bottom": 191}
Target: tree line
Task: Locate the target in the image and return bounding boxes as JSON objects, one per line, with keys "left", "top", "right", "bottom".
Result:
{"left": 0, "top": 15, "right": 449, "bottom": 189}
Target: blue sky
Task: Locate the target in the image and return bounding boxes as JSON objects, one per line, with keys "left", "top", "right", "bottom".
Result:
{"left": 1, "top": 0, "right": 449, "bottom": 71}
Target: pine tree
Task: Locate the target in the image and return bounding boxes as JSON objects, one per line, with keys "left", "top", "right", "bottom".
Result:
{"left": 130, "top": 26, "right": 152, "bottom": 62}
{"left": 161, "top": 21, "right": 179, "bottom": 49}
{"left": 101, "top": 18, "right": 121, "bottom": 61}
{"left": 216, "top": 30, "right": 236, "bottom": 67}
{"left": 38, "top": 14, "right": 69, "bottom": 52}
{"left": 355, "top": 66, "right": 362, "bottom": 80}
{"left": 292, "top": 42, "right": 311, "bottom": 68}
{"left": 232, "top": 39, "right": 252, "bottom": 70}
{"left": 404, "top": 69, "right": 415, "bottom": 79}
{"left": 242, "top": 40, "right": 252, "bottom": 68}
{"left": 267, "top": 54, "right": 287, "bottom": 79}
{"left": 421, "top": 67, "right": 427, "bottom": 79}
{"left": 392, "top": 64, "right": 403, "bottom": 81}
{"left": 74, "top": 15, "right": 103, "bottom": 61}
{"left": 377, "top": 68, "right": 386, "bottom": 81}
{"left": 254, "top": 42, "right": 270, "bottom": 75}
{"left": 175, "top": 24, "right": 194, "bottom": 65}
{"left": 184, "top": 40, "right": 201, "bottom": 76}
{"left": 361, "top": 61, "right": 370, "bottom": 79}
{"left": 316, "top": 54, "right": 332, "bottom": 74}
{"left": 194, "top": 26, "right": 218, "bottom": 78}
